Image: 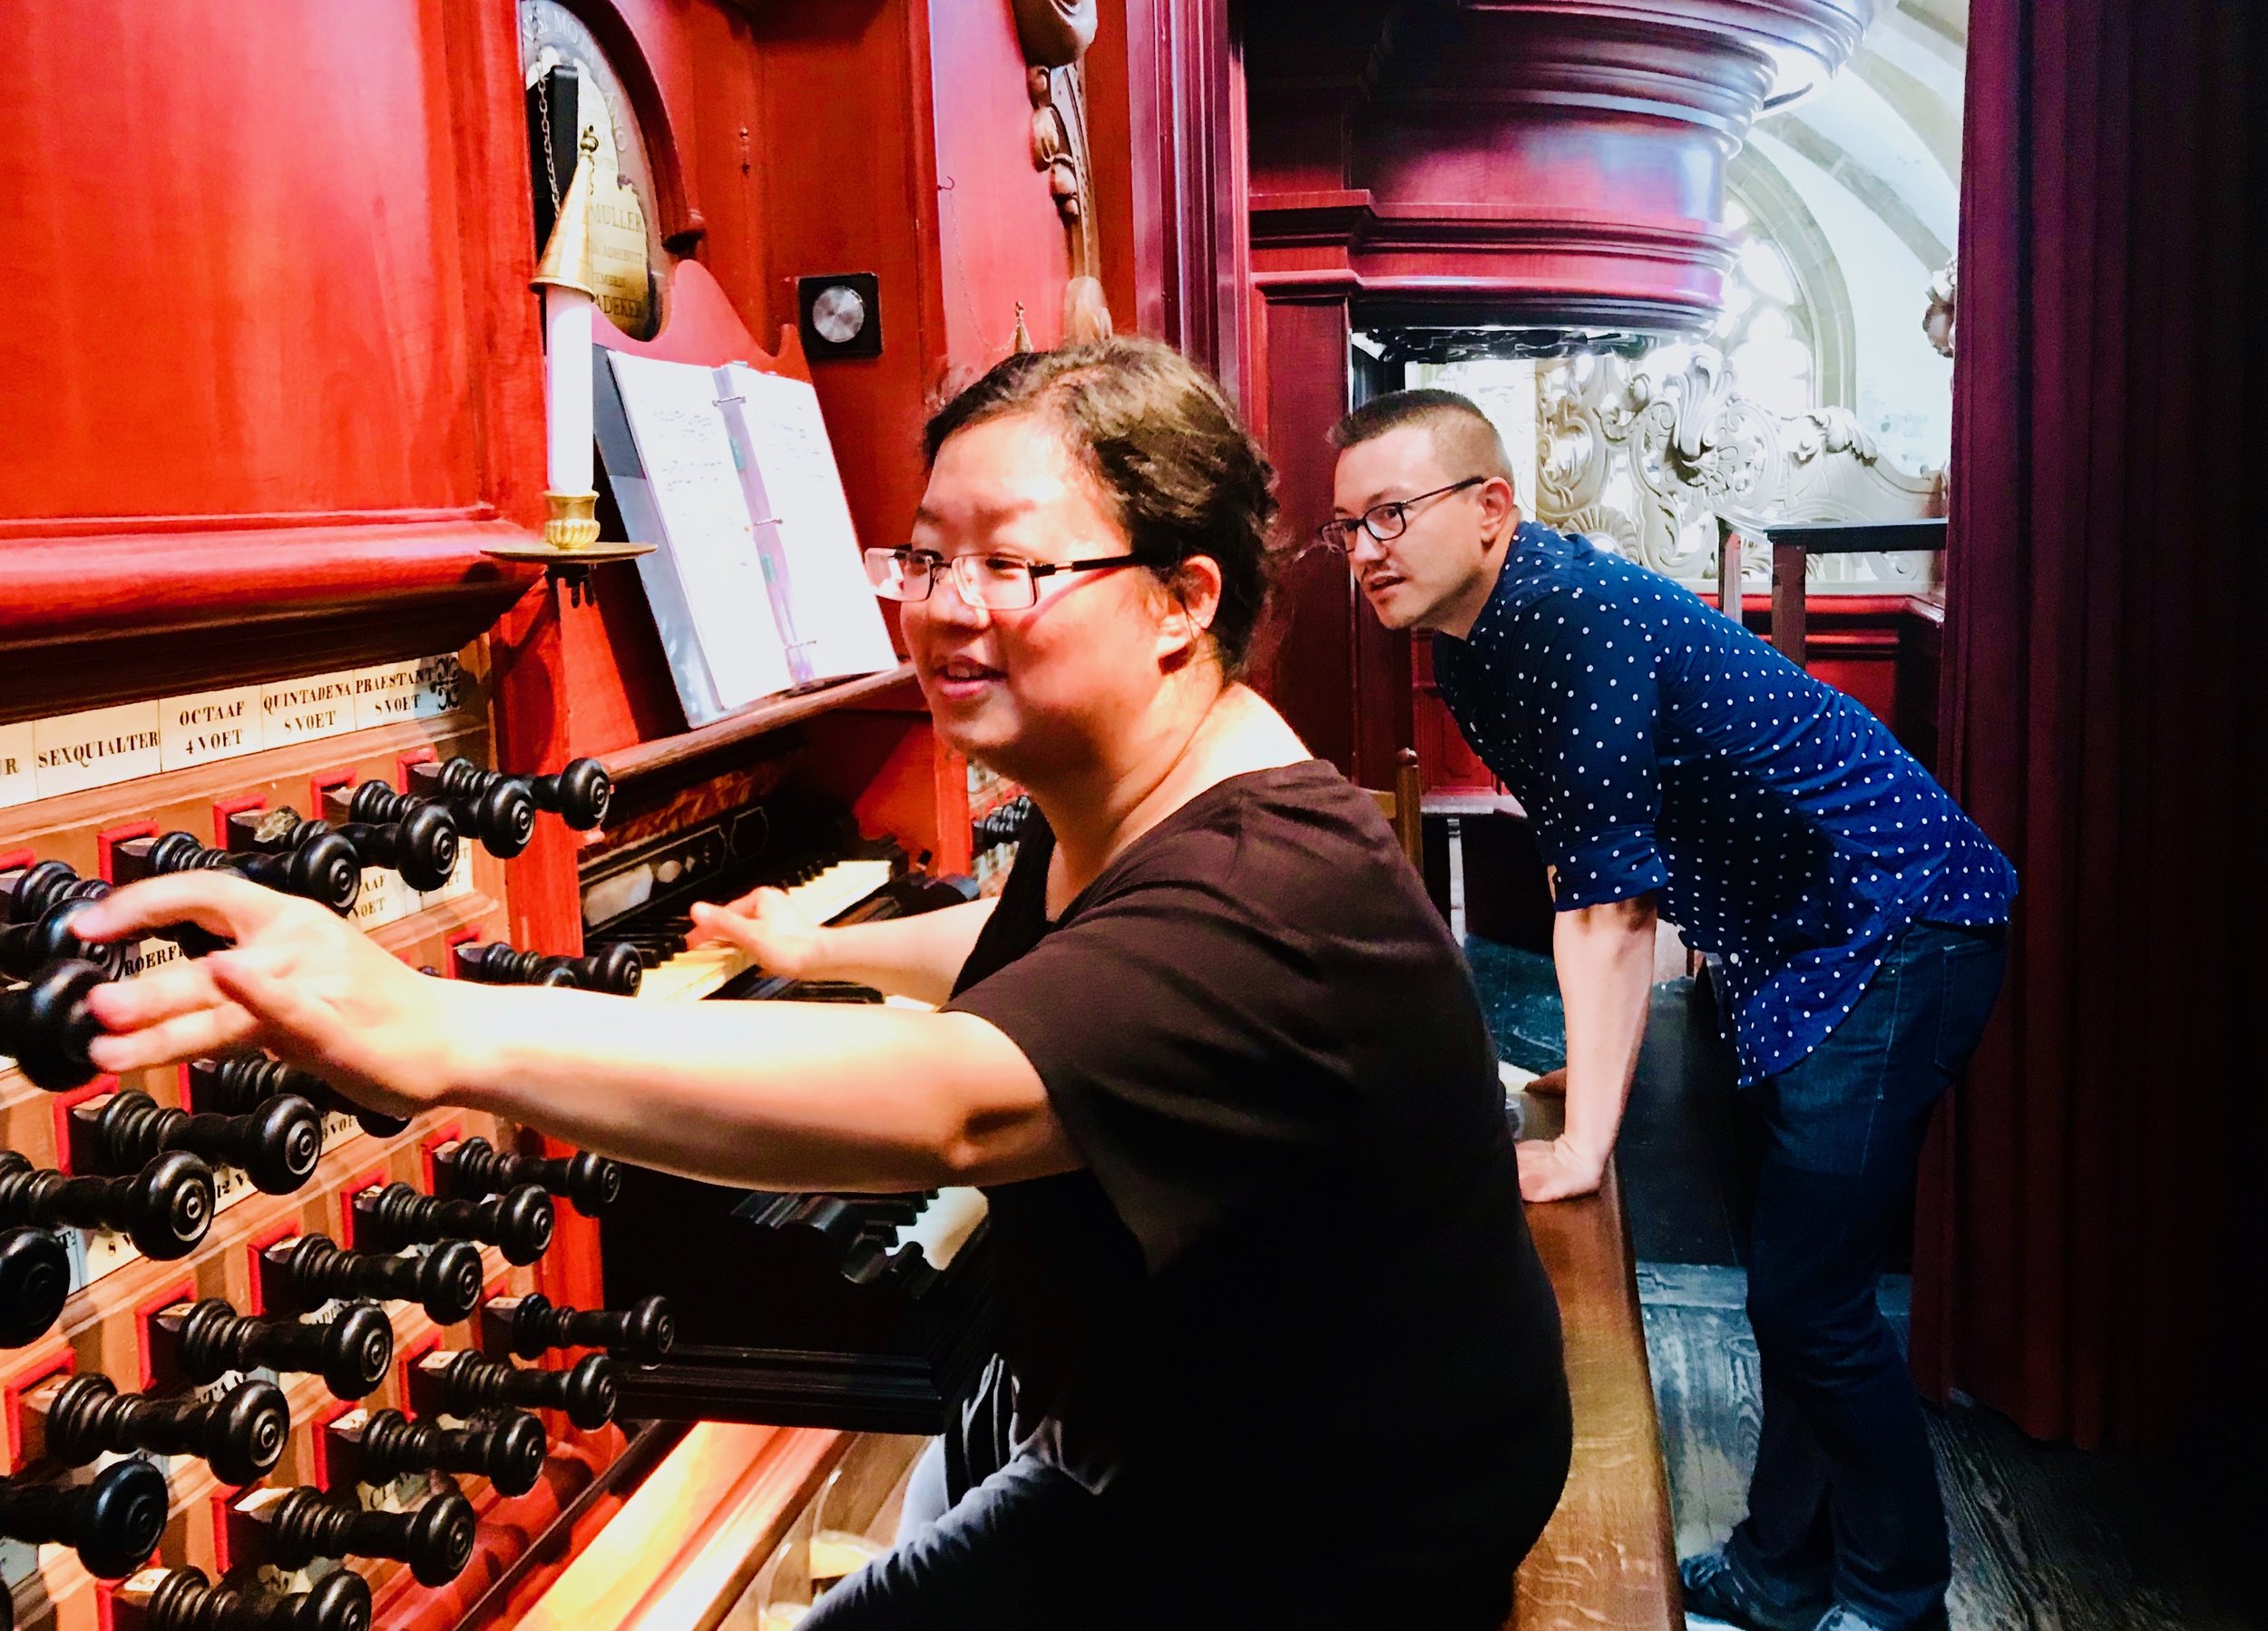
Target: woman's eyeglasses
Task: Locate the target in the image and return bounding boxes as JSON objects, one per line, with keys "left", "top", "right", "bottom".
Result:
{"left": 1313, "top": 475, "right": 1488, "bottom": 551}
{"left": 864, "top": 547, "right": 1141, "bottom": 611}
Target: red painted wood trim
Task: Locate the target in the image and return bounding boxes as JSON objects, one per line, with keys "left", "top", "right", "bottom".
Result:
{"left": 0, "top": 522, "right": 536, "bottom": 647}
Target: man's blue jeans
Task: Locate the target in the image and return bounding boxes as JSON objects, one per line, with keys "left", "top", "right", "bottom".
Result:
{"left": 1726, "top": 920, "right": 2007, "bottom": 1630}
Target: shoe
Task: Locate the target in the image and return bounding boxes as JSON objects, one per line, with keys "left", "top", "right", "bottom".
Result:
{"left": 1809, "top": 1607, "right": 1948, "bottom": 1631}
{"left": 1678, "top": 1549, "right": 1831, "bottom": 1631}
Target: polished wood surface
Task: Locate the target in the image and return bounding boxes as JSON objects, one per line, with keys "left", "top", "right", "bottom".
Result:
{"left": 1511, "top": 1091, "right": 1682, "bottom": 1630}
{"left": 518, "top": 1422, "right": 846, "bottom": 1631}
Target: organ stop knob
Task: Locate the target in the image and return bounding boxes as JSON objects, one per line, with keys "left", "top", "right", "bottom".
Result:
{"left": 82, "top": 1089, "right": 322, "bottom": 1196}
{"left": 339, "top": 778, "right": 534, "bottom": 863}
{"left": 411, "top": 756, "right": 611, "bottom": 831}
{"left": 189, "top": 1056, "right": 408, "bottom": 1141}
{"left": 0, "top": 1456, "right": 170, "bottom": 1578}
{"left": 414, "top": 1349, "right": 618, "bottom": 1431}
{"left": 482, "top": 1292, "right": 675, "bottom": 1368}
{"left": 0, "top": 957, "right": 108, "bottom": 1092}
{"left": 326, "top": 1407, "right": 548, "bottom": 1499}
{"left": 230, "top": 803, "right": 462, "bottom": 895}
{"left": 353, "top": 1180, "right": 553, "bottom": 1265}
{"left": 0, "top": 1226, "right": 72, "bottom": 1348}
{"left": 262, "top": 1235, "right": 484, "bottom": 1327}
{"left": 452, "top": 940, "right": 642, "bottom": 996}
{"left": 0, "top": 1148, "right": 215, "bottom": 1260}
{"left": 112, "top": 830, "right": 362, "bottom": 916}
{"left": 236, "top": 1485, "right": 476, "bottom": 1587}
{"left": 115, "top": 1566, "right": 372, "bottom": 1631}
{"left": 43, "top": 1373, "right": 291, "bottom": 1487}
{"left": 436, "top": 1136, "right": 621, "bottom": 1216}
{"left": 160, "top": 1298, "right": 393, "bottom": 1401}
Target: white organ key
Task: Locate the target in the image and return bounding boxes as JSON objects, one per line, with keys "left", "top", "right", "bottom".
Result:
{"left": 637, "top": 858, "right": 897, "bottom": 1002}
{"left": 894, "top": 1186, "right": 988, "bottom": 1272}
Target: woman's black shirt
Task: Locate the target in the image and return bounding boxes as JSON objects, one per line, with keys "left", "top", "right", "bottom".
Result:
{"left": 943, "top": 760, "right": 1571, "bottom": 1604}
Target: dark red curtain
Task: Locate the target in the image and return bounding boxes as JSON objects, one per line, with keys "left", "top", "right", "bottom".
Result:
{"left": 1911, "top": 0, "right": 2263, "bottom": 1449}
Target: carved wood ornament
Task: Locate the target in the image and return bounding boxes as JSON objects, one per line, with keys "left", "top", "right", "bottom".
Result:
{"left": 1014, "top": 0, "right": 1111, "bottom": 344}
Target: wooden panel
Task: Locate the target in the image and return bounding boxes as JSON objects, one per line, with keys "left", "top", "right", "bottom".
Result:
{"left": 1255, "top": 295, "right": 1355, "bottom": 773}
{"left": 0, "top": 0, "right": 543, "bottom": 529}
{"left": 926, "top": 1, "right": 1076, "bottom": 359}
{"left": 1512, "top": 1093, "right": 1682, "bottom": 1629}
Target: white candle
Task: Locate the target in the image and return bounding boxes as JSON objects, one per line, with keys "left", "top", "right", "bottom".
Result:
{"left": 544, "top": 285, "right": 595, "bottom": 495}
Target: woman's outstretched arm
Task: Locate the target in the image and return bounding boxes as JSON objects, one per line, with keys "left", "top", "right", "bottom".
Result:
{"left": 75, "top": 874, "right": 1075, "bottom": 1194}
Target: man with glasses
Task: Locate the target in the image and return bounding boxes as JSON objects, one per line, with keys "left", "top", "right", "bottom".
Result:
{"left": 1326, "top": 389, "right": 2014, "bottom": 1631}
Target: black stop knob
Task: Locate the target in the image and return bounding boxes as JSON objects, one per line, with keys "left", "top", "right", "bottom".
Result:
{"left": 355, "top": 1181, "right": 553, "bottom": 1265}
{"left": 239, "top": 805, "right": 463, "bottom": 897}
{"left": 135, "top": 1565, "right": 372, "bottom": 1631}
{"left": 438, "top": 1136, "right": 621, "bottom": 1216}
{"left": 0, "top": 958, "right": 108, "bottom": 1092}
{"left": 171, "top": 1299, "right": 393, "bottom": 1401}
{"left": 425, "top": 1350, "right": 617, "bottom": 1431}
{"left": 451, "top": 941, "right": 640, "bottom": 997}
{"left": 485, "top": 1292, "right": 674, "bottom": 1368}
{"left": 191, "top": 1056, "right": 408, "bottom": 1140}
{"left": 0, "top": 1148, "right": 214, "bottom": 1261}
{"left": 0, "top": 1226, "right": 72, "bottom": 1348}
{"left": 255, "top": 1486, "right": 475, "bottom": 1588}
{"left": 565, "top": 941, "right": 643, "bottom": 997}
{"left": 264, "top": 1235, "right": 484, "bottom": 1327}
{"left": 46, "top": 1372, "right": 290, "bottom": 1488}
{"left": 0, "top": 898, "right": 127, "bottom": 982}
{"left": 1, "top": 858, "right": 83, "bottom": 926}
{"left": 0, "top": 1455, "right": 170, "bottom": 1578}
{"left": 87, "top": 1089, "right": 322, "bottom": 1196}
{"left": 379, "top": 770, "right": 536, "bottom": 860}
{"left": 540, "top": 758, "right": 613, "bottom": 829}
{"left": 421, "top": 757, "right": 611, "bottom": 832}
{"left": 367, "top": 800, "right": 463, "bottom": 893}
{"left": 120, "top": 831, "right": 362, "bottom": 916}
{"left": 341, "top": 1408, "right": 548, "bottom": 1499}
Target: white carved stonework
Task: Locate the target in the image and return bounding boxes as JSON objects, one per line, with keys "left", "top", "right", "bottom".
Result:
{"left": 1534, "top": 346, "right": 1943, "bottom": 594}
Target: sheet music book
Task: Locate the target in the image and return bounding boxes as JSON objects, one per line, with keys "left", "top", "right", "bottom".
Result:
{"left": 712, "top": 364, "right": 898, "bottom": 684}
{"left": 594, "top": 350, "right": 895, "bottom": 727}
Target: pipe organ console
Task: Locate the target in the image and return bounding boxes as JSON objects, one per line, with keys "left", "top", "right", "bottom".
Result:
{"left": 7, "top": 0, "right": 1212, "bottom": 1618}
{"left": 0, "top": 669, "right": 683, "bottom": 1629}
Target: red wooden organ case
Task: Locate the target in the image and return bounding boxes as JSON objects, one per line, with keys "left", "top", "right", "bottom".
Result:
{"left": 0, "top": 0, "right": 1224, "bottom": 1626}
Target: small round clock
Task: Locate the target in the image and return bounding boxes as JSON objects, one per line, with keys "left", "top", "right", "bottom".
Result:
{"left": 798, "top": 273, "right": 885, "bottom": 359}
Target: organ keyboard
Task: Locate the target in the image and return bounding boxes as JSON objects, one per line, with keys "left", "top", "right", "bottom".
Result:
{"left": 582, "top": 800, "right": 998, "bottom": 1434}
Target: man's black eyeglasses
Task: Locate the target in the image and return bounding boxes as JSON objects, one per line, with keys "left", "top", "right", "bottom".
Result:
{"left": 1314, "top": 476, "right": 1489, "bottom": 551}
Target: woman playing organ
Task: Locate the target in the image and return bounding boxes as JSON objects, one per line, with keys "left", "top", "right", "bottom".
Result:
{"left": 76, "top": 338, "right": 1574, "bottom": 1628}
